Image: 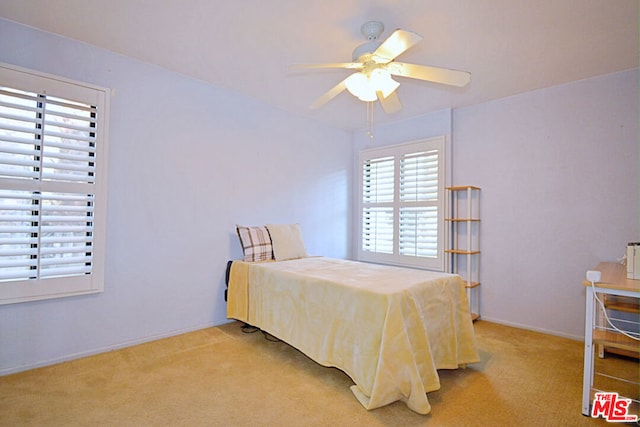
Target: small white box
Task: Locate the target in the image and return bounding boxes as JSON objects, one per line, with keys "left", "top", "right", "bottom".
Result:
{"left": 586, "top": 270, "right": 601, "bottom": 282}
{"left": 627, "top": 242, "right": 640, "bottom": 279}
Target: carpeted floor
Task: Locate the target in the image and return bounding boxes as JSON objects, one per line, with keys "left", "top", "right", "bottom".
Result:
{"left": 0, "top": 320, "right": 636, "bottom": 426}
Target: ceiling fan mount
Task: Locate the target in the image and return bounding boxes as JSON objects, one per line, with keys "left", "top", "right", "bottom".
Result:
{"left": 352, "top": 21, "right": 386, "bottom": 62}
{"left": 360, "top": 21, "right": 385, "bottom": 41}
{"left": 292, "top": 21, "right": 471, "bottom": 114}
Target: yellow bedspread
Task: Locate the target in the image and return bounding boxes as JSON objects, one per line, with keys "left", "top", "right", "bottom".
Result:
{"left": 227, "top": 257, "right": 479, "bottom": 414}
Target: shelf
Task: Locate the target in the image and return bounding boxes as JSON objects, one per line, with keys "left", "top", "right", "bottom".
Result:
{"left": 602, "top": 347, "right": 639, "bottom": 359}
{"left": 446, "top": 186, "right": 481, "bottom": 191}
{"left": 445, "top": 218, "right": 480, "bottom": 222}
{"left": 603, "top": 295, "right": 639, "bottom": 314}
{"left": 593, "top": 329, "right": 640, "bottom": 354}
{"left": 445, "top": 249, "right": 480, "bottom": 255}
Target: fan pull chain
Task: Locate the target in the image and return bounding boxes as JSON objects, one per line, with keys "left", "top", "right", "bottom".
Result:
{"left": 366, "top": 101, "right": 374, "bottom": 138}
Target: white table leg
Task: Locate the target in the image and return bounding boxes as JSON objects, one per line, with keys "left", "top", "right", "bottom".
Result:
{"left": 582, "top": 286, "right": 595, "bottom": 416}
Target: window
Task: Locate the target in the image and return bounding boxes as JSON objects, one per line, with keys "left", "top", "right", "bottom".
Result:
{"left": 358, "top": 136, "right": 445, "bottom": 271}
{"left": 0, "top": 63, "right": 109, "bottom": 304}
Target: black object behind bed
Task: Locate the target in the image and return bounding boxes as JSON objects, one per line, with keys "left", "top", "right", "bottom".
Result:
{"left": 224, "top": 260, "right": 233, "bottom": 301}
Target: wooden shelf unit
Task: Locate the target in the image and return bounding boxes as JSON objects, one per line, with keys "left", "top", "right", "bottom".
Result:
{"left": 445, "top": 186, "right": 481, "bottom": 321}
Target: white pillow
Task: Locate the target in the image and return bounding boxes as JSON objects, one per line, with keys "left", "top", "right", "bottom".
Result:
{"left": 266, "top": 223, "right": 307, "bottom": 261}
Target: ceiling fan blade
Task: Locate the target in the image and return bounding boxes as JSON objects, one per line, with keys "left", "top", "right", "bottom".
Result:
{"left": 373, "top": 29, "right": 423, "bottom": 63}
{"left": 309, "top": 76, "right": 350, "bottom": 109}
{"left": 290, "top": 62, "right": 363, "bottom": 71}
{"left": 377, "top": 90, "right": 402, "bottom": 114}
{"left": 387, "top": 62, "right": 471, "bottom": 87}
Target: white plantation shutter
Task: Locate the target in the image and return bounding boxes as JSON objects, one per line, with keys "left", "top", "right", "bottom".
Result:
{"left": 0, "top": 63, "right": 109, "bottom": 304}
{"left": 362, "top": 207, "right": 394, "bottom": 254}
{"left": 399, "top": 150, "right": 439, "bottom": 258}
{"left": 358, "top": 137, "right": 445, "bottom": 270}
{"left": 362, "top": 156, "right": 394, "bottom": 254}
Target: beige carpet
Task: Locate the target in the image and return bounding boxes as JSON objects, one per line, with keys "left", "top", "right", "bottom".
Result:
{"left": 0, "top": 320, "right": 636, "bottom": 426}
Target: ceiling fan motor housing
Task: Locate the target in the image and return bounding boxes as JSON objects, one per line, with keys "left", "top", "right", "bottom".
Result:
{"left": 352, "top": 42, "right": 381, "bottom": 62}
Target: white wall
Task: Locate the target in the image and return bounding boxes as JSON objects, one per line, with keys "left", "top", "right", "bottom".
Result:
{"left": 452, "top": 69, "right": 639, "bottom": 338}
{"left": 0, "top": 19, "right": 352, "bottom": 374}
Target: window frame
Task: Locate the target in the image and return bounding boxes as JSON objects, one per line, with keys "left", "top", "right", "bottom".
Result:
{"left": 0, "top": 62, "right": 110, "bottom": 304}
{"left": 357, "top": 136, "right": 446, "bottom": 271}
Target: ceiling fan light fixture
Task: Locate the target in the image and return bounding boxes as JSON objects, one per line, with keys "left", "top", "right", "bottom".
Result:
{"left": 370, "top": 68, "right": 399, "bottom": 98}
{"left": 345, "top": 69, "right": 399, "bottom": 101}
{"left": 344, "top": 72, "right": 377, "bottom": 102}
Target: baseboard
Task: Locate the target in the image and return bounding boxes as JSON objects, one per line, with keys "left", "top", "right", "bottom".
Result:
{"left": 1, "top": 320, "right": 233, "bottom": 376}
{"left": 478, "top": 316, "right": 584, "bottom": 342}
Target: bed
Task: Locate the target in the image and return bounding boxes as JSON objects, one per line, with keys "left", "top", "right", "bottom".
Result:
{"left": 226, "top": 224, "right": 479, "bottom": 414}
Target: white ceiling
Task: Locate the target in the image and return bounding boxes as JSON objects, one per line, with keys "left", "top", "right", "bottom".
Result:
{"left": 1, "top": 0, "right": 638, "bottom": 131}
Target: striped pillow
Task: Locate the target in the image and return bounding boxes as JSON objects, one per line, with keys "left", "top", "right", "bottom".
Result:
{"left": 236, "top": 225, "right": 274, "bottom": 262}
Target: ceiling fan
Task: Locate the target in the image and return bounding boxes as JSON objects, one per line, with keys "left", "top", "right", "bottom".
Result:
{"left": 294, "top": 21, "right": 471, "bottom": 114}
